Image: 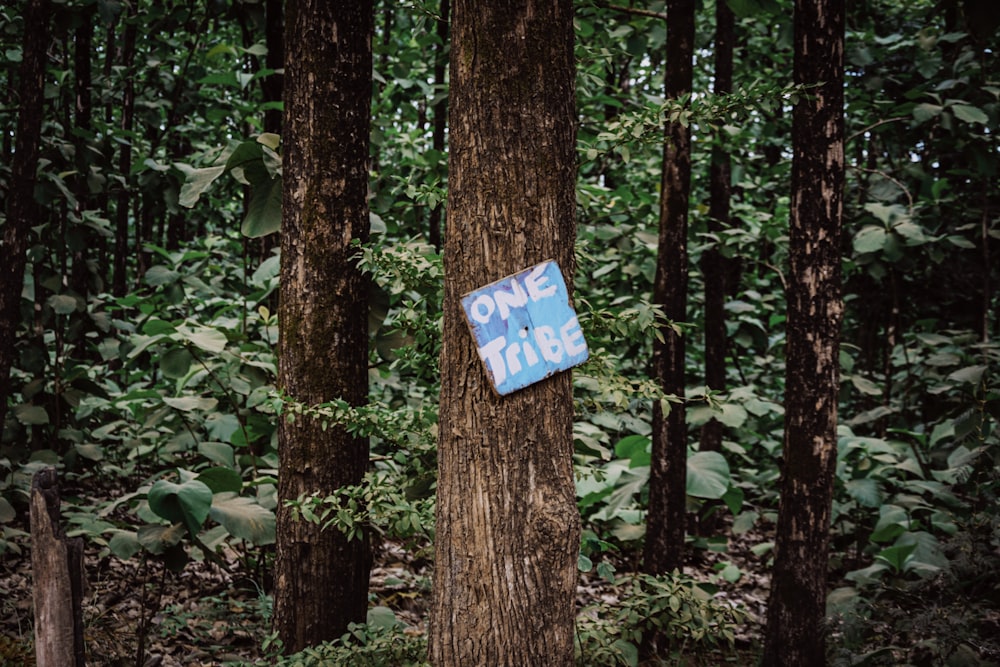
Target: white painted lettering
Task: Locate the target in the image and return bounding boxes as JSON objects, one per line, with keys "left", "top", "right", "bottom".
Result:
{"left": 524, "top": 263, "right": 558, "bottom": 301}
{"left": 478, "top": 336, "right": 507, "bottom": 384}
{"left": 534, "top": 325, "right": 564, "bottom": 363}
{"left": 469, "top": 294, "right": 496, "bottom": 324}
{"left": 495, "top": 279, "right": 529, "bottom": 320}
{"left": 560, "top": 317, "right": 587, "bottom": 356}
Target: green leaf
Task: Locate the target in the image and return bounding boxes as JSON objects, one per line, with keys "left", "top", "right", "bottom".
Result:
{"left": 137, "top": 523, "right": 187, "bottom": 555}
{"left": 853, "top": 226, "right": 887, "bottom": 254}
{"left": 367, "top": 606, "right": 403, "bottom": 630}
{"left": 107, "top": 529, "right": 141, "bottom": 559}
{"left": 947, "top": 364, "right": 987, "bottom": 386}
{"left": 178, "top": 325, "right": 228, "bottom": 354}
{"left": 614, "top": 435, "right": 651, "bottom": 467}
{"left": 47, "top": 294, "right": 78, "bottom": 314}
{"left": 147, "top": 478, "right": 213, "bottom": 536}
{"left": 198, "top": 441, "right": 235, "bottom": 468}
{"left": 176, "top": 164, "right": 226, "bottom": 207}
{"left": 145, "top": 265, "right": 179, "bottom": 286}
{"left": 163, "top": 396, "right": 219, "bottom": 412}
{"left": 951, "top": 104, "right": 988, "bottom": 124}
{"left": 196, "top": 467, "right": 243, "bottom": 494}
{"left": 850, "top": 375, "right": 882, "bottom": 396}
{"left": 578, "top": 553, "right": 594, "bottom": 572}
{"left": 717, "top": 403, "right": 748, "bottom": 428}
{"left": 208, "top": 492, "right": 276, "bottom": 545}
{"left": 242, "top": 176, "right": 282, "bottom": 238}
{"left": 845, "top": 478, "right": 883, "bottom": 508}
{"left": 160, "top": 348, "right": 193, "bottom": 379}
{"left": 0, "top": 497, "right": 15, "bottom": 523}
{"left": 13, "top": 404, "right": 49, "bottom": 425}
{"left": 687, "top": 451, "right": 731, "bottom": 499}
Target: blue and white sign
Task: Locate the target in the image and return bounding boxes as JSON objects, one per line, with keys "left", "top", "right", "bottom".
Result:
{"left": 461, "top": 260, "right": 588, "bottom": 396}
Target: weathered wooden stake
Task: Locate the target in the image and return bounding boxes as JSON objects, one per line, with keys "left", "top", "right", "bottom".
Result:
{"left": 30, "top": 467, "right": 86, "bottom": 666}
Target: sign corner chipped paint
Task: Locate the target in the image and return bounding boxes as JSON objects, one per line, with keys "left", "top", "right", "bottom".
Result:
{"left": 461, "top": 260, "right": 588, "bottom": 396}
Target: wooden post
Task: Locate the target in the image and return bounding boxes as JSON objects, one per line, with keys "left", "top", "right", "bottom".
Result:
{"left": 30, "top": 467, "right": 86, "bottom": 666}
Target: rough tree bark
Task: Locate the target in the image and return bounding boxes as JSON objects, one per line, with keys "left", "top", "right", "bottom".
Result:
{"left": 761, "top": 0, "right": 845, "bottom": 664}
{"left": 699, "top": 0, "right": 735, "bottom": 459}
{"left": 428, "top": 1, "right": 580, "bottom": 665}
{"left": 30, "top": 468, "right": 86, "bottom": 667}
{"left": 272, "top": 0, "right": 374, "bottom": 653}
{"left": 0, "top": 0, "right": 51, "bottom": 436}
{"left": 645, "top": 0, "right": 695, "bottom": 575}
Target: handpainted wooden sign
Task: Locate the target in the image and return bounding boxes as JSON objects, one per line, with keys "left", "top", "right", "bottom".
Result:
{"left": 461, "top": 260, "right": 589, "bottom": 396}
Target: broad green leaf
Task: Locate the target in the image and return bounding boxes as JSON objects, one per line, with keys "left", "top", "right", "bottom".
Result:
{"left": 148, "top": 478, "right": 213, "bottom": 536}
{"left": 912, "top": 102, "right": 942, "bottom": 123}
{"left": 176, "top": 164, "right": 226, "bottom": 207}
{"left": 160, "top": 348, "right": 193, "bottom": 379}
{"left": 198, "top": 441, "right": 235, "bottom": 468}
{"left": 163, "top": 396, "right": 219, "bottom": 412}
{"left": 947, "top": 364, "right": 987, "bottom": 386}
{"left": 257, "top": 132, "right": 280, "bottom": 150}
{"left": 367, "top": 606, "right": 402, "bottom": 630}
{"left": 107, "top": 529, "right": 141, "bottom": 559}
{"left": 845, "top": 478, "right": 883, "bottom": 508}
{"left": 47, "top": 294, "right": 78, "bottom": 314}
{"left": 614, "top": 435, "right": 650, "bottom": 467}
{"left": 850, "top": 375, "right": 882, "bottom": 396}
{"left": 13, "top": 404, "right": 49, "bottom": 425}
{"left": 196, "top": 467, "right": 243, "bottom": 494}
{"left": 137, "top": 523, "right": 187, "bottom": 555}
{"left": 951, "top": 104, "right": 988, "bottom": 124}
{"left": 242, "top": 176, "right": 282, "bottom": 238}
{"left": 208, "top": 493, "right": 276, "bottom": 545}
{"left": 145, "top": 265, "right": 179, "bottom": 287}
{"left": 0, "top": 497, "right": 14, "bottom": 523}
{"left": 74, "top": 444, "right": 104, "bottom": 461}
{"left": 717, "top": 403, "right": 748, "bottom": 428}
{"left": 853, "top": 226, "right": 887, "bottom": 254}
{"left": 686, "top": 451, "right": 730, "bottom": 499}
{"left": 178, "top": 325, "right": 227, "bottom": 354}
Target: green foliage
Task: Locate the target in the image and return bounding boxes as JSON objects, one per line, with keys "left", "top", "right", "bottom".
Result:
{"left": 264, "top": 607, "right": 429, "bottom": 667}
{"left": 575, "top": 572, "right": 748, "bottom": 666}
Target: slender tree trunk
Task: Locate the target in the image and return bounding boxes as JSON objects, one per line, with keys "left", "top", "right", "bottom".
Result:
{"left": 697, "top": 0, "right": 735, "bottom": 534}
{"left": 427, "top": 0, "right": 449, "bottom": 253}
{"left": 761, "top": 0, "right": 845, "bottom": 664}
{"left": 112, "top": 5, "right": 137, "bottom": 298}
{"left": 0, "top": 0, "right": 51, "bottom": 434}
{"left": 700, "top": 0, "right": 735, "bottom": 456}
{"left": 71, "top": 4, "right": 94, "bottom": 298}
{"left": 273, "top": 0, "right": 374, "bottom": 653}
{"left": 262, "top": 0, "right": 284, "bottom": 137}
{"left": 645, "top": 0, "right": 695, "bottom": 576}
{"left": 429, "top": 1, "right": 580, "bottom": 664}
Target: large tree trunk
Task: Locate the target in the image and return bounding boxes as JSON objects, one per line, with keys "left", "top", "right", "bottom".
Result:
{"left": 645, "top": 0, "right": 695, "bottom": 576}
{"left": 761, "top": 0, "right": 845, "bottom": 664}
{"left": 428, "top": 1, "right": 580, "bottom": 665}
{"left": 272, "top": 0, "right": 374, "bottom": 653}
{"left": 0, "top": 0, "right": 51, "bottom": 436}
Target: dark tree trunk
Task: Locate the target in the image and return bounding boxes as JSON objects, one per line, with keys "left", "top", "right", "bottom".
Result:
{"left": 273, "top": 0, "right": 374, "bottom": 653}
{"left": 263, "top": 0, "right": 284, "bottom": 136}
{"left": 70, "top": 4, "right": 94, "bottom": 298}
{"left": 0, "top": 0, "right": 51, "bottom": 435}
{"left": 112, "top": 5, "right": 137, "bottom": 298}
{"left": 428, "top": 1, "right": 580, "bottom": 665}
{"left": 645, "top": 0, "right": 695, "bottom": 576}
{"left": 697, "top": 0, "right": 736, "bottom": 535}
{"left": 427, "top": 0, "right": 449, "bottom": 253}
{"left": 761, "top": 0, "right": 845, "bottom": 664}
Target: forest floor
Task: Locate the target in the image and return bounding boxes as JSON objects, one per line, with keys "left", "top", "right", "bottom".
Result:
{"left": 3, "top": 501, "right": 1000, "bottom": 666}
